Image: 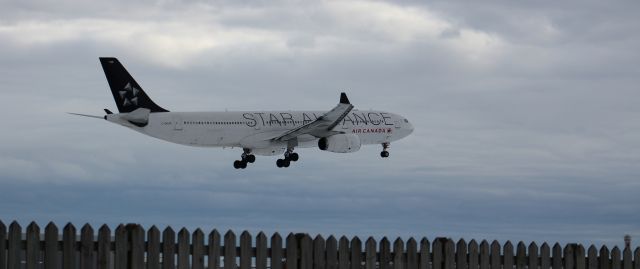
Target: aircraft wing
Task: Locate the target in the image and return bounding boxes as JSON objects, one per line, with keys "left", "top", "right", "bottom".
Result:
{"left": 273, "top": 93, "right": 354, "bottom": 141}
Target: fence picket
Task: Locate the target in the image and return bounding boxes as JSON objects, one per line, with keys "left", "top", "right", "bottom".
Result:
{"left": 240, "top": 231, "right": 252, "bottom": 269}
{"left": 633, "top": 248, "right": 639, "bottom": 269}
{"left": 365, "top": 238, "right": 375, "bottom": 269}
{"left": 600, "top": 246, "right": 610, "bottom": 269}
{"left": 622, "top": 247, "right": 632, "bottom": 269}
{"left": 63, "top": 223, "right": 76, "bottom": 269}
{"left": 0, "top": 221, "right": 5, "bottom": 269}
{"left": 256, "top": 233, "right": 268, "bottom": 269}
{"left": 131, "top": 225, "right": 145, "bottom": 269}
{"left": 491, "top": 241, "right": 500, "bottom": 269}
{"left": 516, "top": 242, "right": 526, "bottom": 269}
{"left": 326, "top": 236, "right": 338, "bottom": 269}
{"left": 338, "top": 237, "right": 349, "bottom": 269}
{"left": 433, "top": 239, "right": 444, "bottom": 269}
{"left": 552, "top": 244, "right": 562, "bottom": 269}
{"left": 611, "top": 248, "right": 621, "bottom": 269}
{"left": 444, "top": 240, "right": 454, "bottom": 269}
{"left": 302, "top": 235, "right": 313, "bottom": 269}
{"left": 393, "top": 238, "right": 404, "bottom": 269}
{"left": 376, "top": 238, "right": 389, "bottom": 269}
{"left": 115, "top": 225, "right": 127, "bottom": 269}
{"left": 80, "top": 224, "right": 95, "bottom": 269}
{"left": 480, "top": 241, "right": 490, "bottom": 269}
{"left": 529, "top": 243, "right": 539, "bottom": 269}
{"left": 162, "top": 227, "right": 176, "bottom": 269}
{"left": 178, "top": 228, "right": 190, "bottom": 269}
{"left": 210, "top": 230, "right": 222, "bottom": 269}
{"left": 97, "top": 225, "right": 111, "bottom": 269}
{"left": 407, "top": 238, "right": 418, "bottom": 269}
{"left": 351, "top": 237, "right": 363, "bottom": 269}
{"left": 504, "top": 241, "right": 514, "bottom": 269}
{"left": 288, "top": 234, "right": 300, "bottom": 269}
{"left": 147, "top": 226, "right": 161, "bottom": 269}
{"left": 7, "top": 222, "right": 20, "bottom": 269}
{"left": 576, "top": 245, "right": 586, "bottom": 269}
{"left": 271, "top": 233, "right": 283, "bottom": 269}
{"left": 314, "top": 235, "right": 327, "bottom": 269}
{"left": 565, "top": 244, "right": 575, "bottom": 269}
{"left": 588, "top": 246, "right": 598, "bottom": 269}
{"left": 45, "top": 222, "right": 59, "bottom": 269}
{"left": 225, "top": 231, "right": 237, "bottom": 269}
{"left": 193, "top": 229, "right": 205, "bottom": 269}
{"left": 468, "top": 240, "right": 479, "bottom": 269}
{"left": 419, "top": 238, "right": 431, "bottom": 269}
{"left": 541, "top": 243, "right": 551, "bottom": 269}
{"left": 25, "top": 222, "right": 39, "bottom": 269}
{"left": 457, "top": 240, "right": 468, "bottom": 269}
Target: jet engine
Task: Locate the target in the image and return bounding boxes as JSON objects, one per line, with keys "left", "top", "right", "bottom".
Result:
{"left": 318, "top": 134, "right": 361, "bottom": 153}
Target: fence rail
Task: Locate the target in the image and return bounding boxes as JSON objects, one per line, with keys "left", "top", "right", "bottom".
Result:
{"left": 0, "top": 220, "right": 638, "bottom": 269}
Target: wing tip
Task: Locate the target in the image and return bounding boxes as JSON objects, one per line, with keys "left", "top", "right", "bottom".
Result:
{"left": 340, "top": 92, "right": 350, "bottom": 104}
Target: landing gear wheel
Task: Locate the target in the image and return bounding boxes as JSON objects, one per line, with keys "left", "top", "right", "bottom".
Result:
{"left": 239, "top": 160, "right": 247, "bottom": 169}
{"left": 276, "top": 159, "right": 285, "bottom": 168}
{"left": 246, "top": 155, "right": 256, "bottom": 163}
{"left": 380, "top": 151, "right": 390, "bottom": 158}
{"left": 233, "top": 160, "right": 241, "bottom": 169}
{"left": 290, "top": 153, "right": 299, "bottom": 162}
{"left": 283, "top": 159, "right": 291, "bottom": 167}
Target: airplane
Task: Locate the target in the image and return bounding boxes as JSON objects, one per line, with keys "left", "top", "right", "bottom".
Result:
{"left": 70, "top": 57, "right": 414, "bottom": 169}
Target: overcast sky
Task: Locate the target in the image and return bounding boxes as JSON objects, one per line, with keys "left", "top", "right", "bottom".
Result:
{"left": 1, "top": 0, "right": 639, "bottom": 248}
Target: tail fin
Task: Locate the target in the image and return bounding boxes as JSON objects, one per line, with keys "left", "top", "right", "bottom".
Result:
{"left": 99, "top": 57, "right": 169, "bottom": 113}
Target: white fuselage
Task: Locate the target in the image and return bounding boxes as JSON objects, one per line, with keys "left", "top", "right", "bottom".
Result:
{"left": 106, "top": 109, "right": 414, "bottom": 156}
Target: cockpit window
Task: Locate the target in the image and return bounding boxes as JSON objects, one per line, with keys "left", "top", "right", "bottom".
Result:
{"left": 404, "top": 119, "right": 409, "bottom": 123}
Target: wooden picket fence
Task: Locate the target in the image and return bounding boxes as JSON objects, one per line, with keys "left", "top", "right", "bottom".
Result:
{"left": 0, "top": 220, "right": 638, "bottom": 269}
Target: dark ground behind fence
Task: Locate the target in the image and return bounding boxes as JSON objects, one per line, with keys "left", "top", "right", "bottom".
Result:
{"left": 0, "top": 220, "right": 638, "bottom": 269}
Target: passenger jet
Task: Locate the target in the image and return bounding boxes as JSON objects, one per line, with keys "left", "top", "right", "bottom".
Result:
{"left": 70, "top": 58, "right": 414, "bottom": 169}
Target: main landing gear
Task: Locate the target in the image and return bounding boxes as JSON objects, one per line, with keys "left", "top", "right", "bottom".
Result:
{"left": 233, "top": 149, "right": 256, "bottom": 169}
{"left": 380, "top": 143, "right": 390, "bottom": 158}
{"left": 276, "top": 148, "right": 299, "bottom": 168}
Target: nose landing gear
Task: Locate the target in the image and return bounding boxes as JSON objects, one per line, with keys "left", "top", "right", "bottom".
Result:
{"left": 276, "top": 148, "right": 299, "bottom": 168}
{"left": 380, "top": 143, "right": 390, "bottom": 158}
{"left": 234, "top": 149, "right": 256, "bottom": 169}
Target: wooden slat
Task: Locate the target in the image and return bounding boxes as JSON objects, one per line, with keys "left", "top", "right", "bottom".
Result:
{"left": 365, "top": 238, "right": 375, "bottom": 269}
{"left": 576, "top": 245, "right": 586, "bottom": 269}
{"left": 444, "top": 240, "right": 455, "bottom": 269}
{"left": 288, "top": 234, "right": 300, "bottom": 269}
{"left": 600, "top": 246, "right": 610, "bottom": 269}
{"left": 480, "top": 241, "right": 490, "bottom": 269}
{"left": 433, "top": 239, "right": 444, "bottom": 269}
{"left": 147, "top": 226, "right": 161, "bottom": 269}
{"left": 301, "top": 235, "right": 313, "bottom": 269}
{"left": 271, "top": 233, "right": 283, "bottom": 269}
{"left": 504, "top": 241, "right": 514, "bottom": 269}
{"left": 541, "top": 243, "right": 551, "bottom": 269}
{"left": 468, "top": 240, "right": 479, "bottom": 269}
{"left": 564, "top": 244, "right": 575, "bottom": 269}
{"left": 209, "top": 230, "right": 221, "bottom": 269}
{"left": 338, "top": 236, "right": 349, "bottom": 269}
{"left": 315, "top": 235, "right": 327, "bottom": 269}
{"left": 457, "top": 239, "right": 468, "bottom": 269}
{"left": 622, "top": 247, "right": 632, "bottom": 269}
{"left": 192, "top": 229, "right": 205, "bottom": 269}
{"left": 419, "top": 238, "right": 431, "bottom": 269}
{"left": 351, "top": 237, "right": 362, "bottom": 269}
{"left": 97, "top": 225, "right": 111, "bottom": 269}
{"left": 240, "top": 231, "right": 252, "bottom": 269}
{"left": 80, "top": 224, "right": 95, "bottom": 269}
{"left": 45, "top": 222, "right": 59, "bottom": 269}
{"left": 131, "top": 225, "right": 145, "bottom": 269}
{"left": 516, "top": 242, "right": 526, "bottom": 269}
{"left": 7, "top": 222, "right": 21, "bottom": 269}
{"left": 529, "top": 243, "right": 539, "bottom": 269}
{"left": 225, "top": 231, "right": 238, "bottom": 269}
{"left": 256, "top": 232, "right": 268, "bottom": 269}
{"left": 393, "top": 238, "right": 404, "bottom": 269}
{"left": 63, "top": 223, "right": 76, "bottom": 269}
{"left": 326, "top": 236, "right": 338, "bottom": 269}
{"left": 633, "top": 248, "right": 639, "bottom": 269}
{"left": 552, "top": 244, "right": 562, "bottom": 269}
{"left": 379, "top": 238, "right": 391, "bottom": 269}
{"left": 162, "top": 227, "right": 176, "bottom": 269}
{"left": 26, "top": 222, "right": 40, "bottom": 269}
{"left": 611, "top": 248, "right": 621, "bottom": 269}
{"left": 0, "top": 221, "right": 5, "bottom": 269}
{"left": 407, "top": 238, "right": 418, "bottom": 269}
{"left": 490, "top": 241, "right": 500, "bottom": 269}
{"left": 177, "top": 229, "right": 190, "bottom": 269}
{"left": 115, "top": 225, "right": 127, "bottom": 269}
{"left": 588, "top": 246, "right": 598, "bottom": 269}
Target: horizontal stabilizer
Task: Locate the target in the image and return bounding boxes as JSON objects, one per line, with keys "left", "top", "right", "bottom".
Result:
{"left": 68, "top": 112, "right": 105, "bottom": 119}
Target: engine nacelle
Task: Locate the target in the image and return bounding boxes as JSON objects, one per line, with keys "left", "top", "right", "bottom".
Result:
{"left": 318, "top": 134, "right": 361, "bottom": 153}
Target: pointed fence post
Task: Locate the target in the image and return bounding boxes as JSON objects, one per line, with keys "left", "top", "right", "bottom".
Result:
{"left": 256, "top": 233, "right": 268, "bottom": 269}
{"left": 63, "top": 223, "right": 77, "bottom": 269}
{"left": 129, "top": 224, "right": 145, "bottom": 269}
{"left": 147, "top": 226, "right": 161, "bottom": 269}
{"left": 564, "top": 244, "right": 575, "bottom": 269}
{"left": 225, "top": 231, "right": 237, "bottom": 269}
{"left": 97, "top": 225, "right": 111, "bottom": 269}
{"left": 528, "top": 243, "right": 539, "bottom": 269}
{"left": 516, "top": 242, "right": 526, "bottom": 269}
{"left": 380, "top": 238, "right": 391, "bottom": 269}
{"left": 162, "top": 227, "right": 176, "bottom": 269}
{"left": 622, "top": 247, "right": 632, "bottom": 269}
{"left": 115, "top": 225, "right": 127, "bottom": 269}
{"left": 457, "top": 240, "right": 468, "bottom": 269}
{"left": 480, "top": 241, "right": 490, "bottom": 269}
{"left": 490, "top": 241, "right": 501, "bottom": 269}
{"left": 365, "top": 238, "right": 375, "bottom": 269}
{"left": 468, "top": 240, "right": 479, "bottom": 269}
{"left": 177, "top": 229, "right": 190, "bottom": 269}
{"left": 301, "top": 234, "right": 313, "bottom": 269}
{"left": 541, "top": 243, "right": 551, "bottom": 269}
{"left": 287, "top": 234, "right": 300, "bottom": 269}
{"left": 419, "top": 238, "right": 431, "bottom": 269}
{"left": 240, "top": 231, "right": 252, "bottom": 269}
{"left": 552, "top": 244, "right": 562, "bottom": 269}
{"left": 351, "top": 237, "right": 362, "bottom": 269}
{"left": 576, "top": 245, "right": 585, "bottom": 269}
{"left": 611, "top": 248, "right": 621, "bottom": 269}
{"left": 587, "top": 246, "right": 597, "bottom": 269}
{"left": 338, "top": 237, "right": 349, "bottom": 269}
{"left": 45, "top": 222, "right": 59, "bottom": 269}
{"left": 326, "top": 236, "right": 338, "bottom": 269}
{"left": 192, "top": 229, "right": 205, "bottom": 269}
{"left": 315, "top": 235, "right": 327, "bottom": 269}
{"left": 7, "top": 222, "right": 21, "bottom": 269}
{"left": 209, "top": 230, "right": 221, "bottom": 269}
{"left": 80, "top": 224, "right": 95, "bottom": 269}
{"left": 407, "top": 238, "right": 418, "bottom": 269}
{"left": 600, "top": 246, "right": 611, "bottom": 269}
{"left": 26, "top": 222, "right": 40, "bottom": 269}
{"left": 504, "top": 242, "right": 514, "bottom": 269}
{"left": 271, "top": 233, "right": 283, "bottom": 269}
{"left": 433, "top": 239, "right": 444, "bottom": 269}
{"left": 633, "top": 248, "right": 639, "bottom": 269}
{"left": 393, "top": 238, "right": 405, "bottom": 269}
{"left": 0, "top": 221, "right": 5, "bottom": 269}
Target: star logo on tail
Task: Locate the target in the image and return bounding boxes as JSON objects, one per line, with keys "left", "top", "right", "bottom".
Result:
{"left": 119, "top": 82, "right": 140, "bottom": 107}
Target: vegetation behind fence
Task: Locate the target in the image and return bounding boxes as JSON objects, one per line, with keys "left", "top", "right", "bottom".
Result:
{"left": 0, "top": 220, "right": 638, "bottom": 269}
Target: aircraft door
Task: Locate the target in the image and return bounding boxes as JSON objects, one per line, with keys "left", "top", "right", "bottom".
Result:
{"left": 173, "top": 115, "right": 183, "bottom": 130}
